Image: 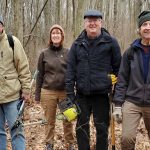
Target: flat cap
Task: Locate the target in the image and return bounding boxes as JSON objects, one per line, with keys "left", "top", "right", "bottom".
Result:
{"left": 84, "top": 10, "right": 103, "bottom": 19}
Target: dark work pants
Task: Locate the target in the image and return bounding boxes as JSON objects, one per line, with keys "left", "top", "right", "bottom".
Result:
{"left": 76, "top": 93, "right": 110, "bottom": 150}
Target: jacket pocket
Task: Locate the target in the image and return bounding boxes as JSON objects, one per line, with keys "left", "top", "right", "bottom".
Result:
{"left": 90, "top": 71, "right": 112, "bottom": 91}
{"left": 5, "top": 75, "right": 18, "bottom": 80}
{"left": 4, "top": 78, "right": 21, "bottom": 96}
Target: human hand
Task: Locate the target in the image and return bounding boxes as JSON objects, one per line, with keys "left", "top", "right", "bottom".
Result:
{"left": 113, "top": 106, "right": 122, "bottom": 123}
{"left": 22, "top": 92, "right": 30, "bottom": 101}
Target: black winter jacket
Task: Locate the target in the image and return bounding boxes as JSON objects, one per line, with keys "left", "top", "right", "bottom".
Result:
{"left": 66, "top": 29, "right": 121, "bottom": 96}
{"left": 113, "top": 39, "right": 150, "bottom": 106}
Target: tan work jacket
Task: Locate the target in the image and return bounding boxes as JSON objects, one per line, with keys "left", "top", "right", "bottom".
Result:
{"left": 0, "top": 30, "right": 31, "bottom": 103}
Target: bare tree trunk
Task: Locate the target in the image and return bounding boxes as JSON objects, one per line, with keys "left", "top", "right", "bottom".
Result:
{"left": 44, "top": 0, "right": 51, "bottom": 43}
{"left": 1, "top": 0, "right": 149, "bottom": 72}
{"left": 94, "top": 0, "right": 103, "bottom": 10}
{"left": 12, "top": 0, "right": 23, "bottom": 43}
{"left": 72, "top": 0, "right": 76, "bottom": 38}
{"left": 23, "top": 0, "right": 25, "bottom": 47}
{"left": 65, "top": 0, "right": 73, "bottom": 45}
{"left": 24, "top": 0, "right": 49, "bottom": 48}
{"left": 55, "top": 0, "right": 60, "bottom": 24}
{"left": 75, "top": 0, "right": 85, "bottom": 38}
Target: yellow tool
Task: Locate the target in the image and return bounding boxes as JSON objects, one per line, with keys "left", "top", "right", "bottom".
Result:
{"left": 109, "top": 85, "right": 116, "bottom": 150}
{"left": 57, "top": 97, "right": 80, "bottom": 122}
{"left": 63, "top": 107, "right": 78, "bottom": 122}
{"left": 108, "top": 74, "right": 117, "bottom": 85}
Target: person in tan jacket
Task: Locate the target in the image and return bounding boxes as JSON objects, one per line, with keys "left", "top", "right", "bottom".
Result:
{"left": 35, "top": 24, "right": 74, "bottom": 150}
{"left": 0, "top": 16, "right": 31, "bottom": 150}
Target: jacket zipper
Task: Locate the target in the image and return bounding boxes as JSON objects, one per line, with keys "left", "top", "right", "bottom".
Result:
{"left": 143, "top": 84, "right": 145, "bottom": 106}
{"left": 55, "top": 50, "right": 58, "bottom": 58}
{"left": 1, "top": 51, "right": 3, "bottom": 64}
{"left": 1, "top": 51, "right": 3, "bottom": 58}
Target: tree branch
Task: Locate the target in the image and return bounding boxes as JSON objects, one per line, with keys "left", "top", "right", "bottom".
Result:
{"left": 24, "top": 0, "right": 49, "bottom": 48}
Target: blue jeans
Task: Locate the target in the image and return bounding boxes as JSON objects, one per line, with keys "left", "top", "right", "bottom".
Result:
{"left": 0, "top": 99, "right": 25, "bottom": 150}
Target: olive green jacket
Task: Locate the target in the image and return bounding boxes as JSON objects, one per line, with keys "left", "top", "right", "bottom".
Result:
{"left": 0, "top": 30, "right": 31, "bottom": 103}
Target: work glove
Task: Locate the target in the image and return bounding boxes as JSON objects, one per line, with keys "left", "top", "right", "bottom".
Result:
{"left": 113, "top": 106, "right": 122, "bottom": 124}
{"left": 108, "top": 74, "right": 117, "bottom": 85}
{"left": 56, "top": 113, "right": 66, "bottom": 120}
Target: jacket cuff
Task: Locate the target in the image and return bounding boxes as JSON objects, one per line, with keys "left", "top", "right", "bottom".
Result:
{"left": 22, "top": 89, "right": 30, "bottom": 95}
{"left": 66, "top": 92, "right": 75, "bottom": 95}
{"left": 114, "top": 102, "right": 122, "bottom": 107}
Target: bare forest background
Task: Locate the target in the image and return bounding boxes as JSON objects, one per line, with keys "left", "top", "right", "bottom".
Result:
{"left": 0, "top": 0, "right": 150, "bottom": 72}
{"left": 0, "top": 1, "right": 150, "bottom": 149}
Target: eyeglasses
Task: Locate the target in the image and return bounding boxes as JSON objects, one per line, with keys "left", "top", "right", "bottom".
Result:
{"left": 85, "top": 18, "right": 101, "bottom": 23}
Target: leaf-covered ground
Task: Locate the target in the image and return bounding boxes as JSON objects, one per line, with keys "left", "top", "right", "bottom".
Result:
{"left": 7, "top": 101, "right": 150, "bottom": 150}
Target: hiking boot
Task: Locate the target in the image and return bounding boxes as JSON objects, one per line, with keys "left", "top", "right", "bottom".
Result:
{"left": 67, "top": 144, "right": 74, "bottom": 150}
{"left": 46, "top": 144, "right": 53, "bottom": 150}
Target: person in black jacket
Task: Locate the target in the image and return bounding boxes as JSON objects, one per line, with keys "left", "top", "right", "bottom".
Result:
{"left": 66, "top": 10, "right": 121, "bottom": 150}
{"left": 113, "top": 10, "right": 150, "bottom": 150}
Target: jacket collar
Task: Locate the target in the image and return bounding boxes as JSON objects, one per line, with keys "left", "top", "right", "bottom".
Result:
{"left": 75, "top": 28, "right": 112, "bottom": 46}
{"left": 131, "top": 39, "right": 149, "bottom": 52}
{"left": 50, "top": 45, "right": 63, "bottom": 51}
{"left": 0, "top": 30, "right": 5, "bottom": 41}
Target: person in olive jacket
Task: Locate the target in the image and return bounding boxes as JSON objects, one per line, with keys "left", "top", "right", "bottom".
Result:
{"left": 66, "top": 10, "right": 121, "bottom": 150}
{"left": 0, "top": 16, "right": 31, "bottom": 150}
{"left": 35, "top": 24, "right": 74, "bottom": 150}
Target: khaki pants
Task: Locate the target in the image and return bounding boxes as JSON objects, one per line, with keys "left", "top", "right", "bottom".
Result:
{"left": 41, "top": 89, "right": 74, "bottom": 145}
{"left": 122, "top": 101, "right": 150, "bottom": 150}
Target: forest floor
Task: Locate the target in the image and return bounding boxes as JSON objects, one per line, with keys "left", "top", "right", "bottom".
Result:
{"left": 7, "top": 99, "right": 150, "bottom": 150}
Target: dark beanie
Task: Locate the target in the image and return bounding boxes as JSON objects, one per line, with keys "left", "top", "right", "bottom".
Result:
{"left": 0, "top": 16, "right": 4, "bottom": 25}
{"left": 138, "top": 10, "right": 150, "bottom": 28}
